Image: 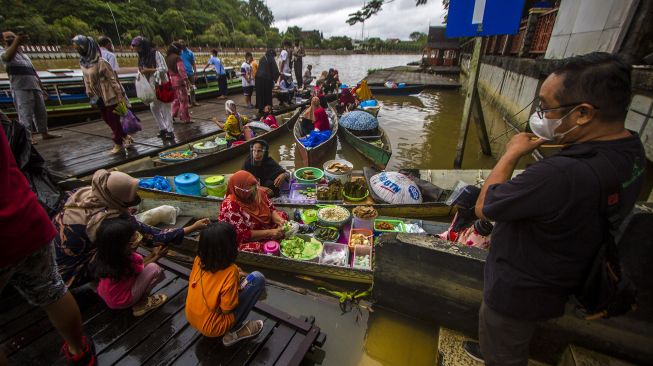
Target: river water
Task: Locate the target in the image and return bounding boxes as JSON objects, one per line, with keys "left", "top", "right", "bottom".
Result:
{"left": 33, "top": 54, "right": 494, "bottom": 365}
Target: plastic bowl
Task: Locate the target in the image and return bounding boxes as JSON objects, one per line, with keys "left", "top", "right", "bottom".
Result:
{"left": 323, "top": 159, "right": 353, "bottom": 183}
{"left": 294, "top": 167, "right": 324, "bottom": 184}
{"left": 317, "top": 206, "right": 351, "bottom": 228}
{"left": 342, "top": 188, "right": 369, "bottom": 202}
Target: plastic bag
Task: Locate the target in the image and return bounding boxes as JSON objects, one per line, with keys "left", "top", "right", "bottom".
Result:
{"left": 135, "top": 205, "right": 180, "bottom": 226}
{"left": 138, "top": 176, "right": 172, "bottom": 192}
{"left": 135, "top": 72, "right": 155, "bottom": 104}
{"left": 121, "top": 110, "right": 142, "bottom": 135}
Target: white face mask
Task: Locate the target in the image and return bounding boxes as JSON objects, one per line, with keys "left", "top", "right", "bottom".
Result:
{"left": 528, "top": 108, "right": 579, "bottom": 141}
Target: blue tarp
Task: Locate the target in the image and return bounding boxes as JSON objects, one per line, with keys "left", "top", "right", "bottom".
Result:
{"left": 138, "top": 176, "right": 172, "bottom": 192}
{"left": 340, "top": 110, "right": 378, "bottom": 131}
{"left": 299, "top": 130, "right": 332, "bottom": 148}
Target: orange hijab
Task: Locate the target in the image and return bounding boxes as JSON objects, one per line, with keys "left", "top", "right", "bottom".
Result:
{"left": 226, "top": 170, "right": 272, "bottom": 224}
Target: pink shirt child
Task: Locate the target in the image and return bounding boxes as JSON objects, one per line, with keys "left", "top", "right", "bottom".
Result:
{"left": 97, "top": 252, "right": 144, "bottom": 309}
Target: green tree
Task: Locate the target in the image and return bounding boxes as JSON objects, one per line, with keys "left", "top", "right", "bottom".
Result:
{"left": 410, "top": 31, "right": 427, "bottom": 42}
{"left": 196, "top": 22, "right": 230, "bottom": 48}
{"left": 244, "top": 0, "right": 274, "bottom": 27}
{"left": 347, "top": 0, "right": 431, "bottom": 25}
{"left": 158, "top": 9, "right": 187, "bottom": 43}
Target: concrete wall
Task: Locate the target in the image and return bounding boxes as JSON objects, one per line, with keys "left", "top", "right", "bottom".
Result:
{"left": 545, "top": 0, "right": 639, "bottom": 59}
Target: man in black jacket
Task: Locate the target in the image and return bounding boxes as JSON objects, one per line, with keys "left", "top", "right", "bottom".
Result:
{"left": 255, "top": 49, "right": 279, "bottom": 116}
{"left": 469, "top": 52, "right": 645, "bottom": 365}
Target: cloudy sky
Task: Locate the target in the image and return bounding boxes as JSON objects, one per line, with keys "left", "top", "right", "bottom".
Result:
{"left": 267, "top": 0, "right": 447, "bottom": 40}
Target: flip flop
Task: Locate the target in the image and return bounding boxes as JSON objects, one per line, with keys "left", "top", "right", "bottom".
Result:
{"left": 133, "top": 293, "right": 167, "bottom": 317}
{"left": 222, "top": 320, "right": 264, "bottom": 347}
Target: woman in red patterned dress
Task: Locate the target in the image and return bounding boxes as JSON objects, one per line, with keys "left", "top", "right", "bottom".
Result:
{"left": 218, "top": 170, "right": 288, "bottom": 253}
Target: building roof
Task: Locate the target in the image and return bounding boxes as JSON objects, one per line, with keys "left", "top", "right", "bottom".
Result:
{"left": 426, "top": 26, "right": 460, "bottom": 49}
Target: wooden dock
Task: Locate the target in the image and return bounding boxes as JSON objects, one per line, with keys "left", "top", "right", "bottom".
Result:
{"left": 0, "top": 253, "right": 326, "bottom": 366}
{"left": 33, "top": 95, "right": 299, "bottom": 181}
{"left": 366, "top": 68, "right": 460, "bottom": 88}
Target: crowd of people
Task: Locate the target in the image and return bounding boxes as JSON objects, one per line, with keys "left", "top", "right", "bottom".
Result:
{"left": 1, "top": 27, "right": 646, "bottom": 366}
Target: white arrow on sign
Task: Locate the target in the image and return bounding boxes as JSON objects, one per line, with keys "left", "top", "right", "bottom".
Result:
{"left": 472, "top": 0, "right": 487, "bottom": 24}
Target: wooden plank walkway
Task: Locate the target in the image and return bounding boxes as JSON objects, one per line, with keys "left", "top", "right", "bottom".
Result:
{"left": 366, "top": 69, "right": 460, "bottom": 88}
{"left": 1, "top": 254, "right": 325, "bottom": 366}
{"left": 33, "top": 93, "right": 302, "bottom": 181}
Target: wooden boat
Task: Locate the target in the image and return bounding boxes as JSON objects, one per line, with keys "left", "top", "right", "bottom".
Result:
{"left": 338, "top": 125, "right": 392, "bottom": 169}
{"left": 138, "top": 191, "right": 448, "bottom": 284}
{"left": 135, "top": 169, "right": 512, "bottom": 219}
{"left": 359, "top": 104, "right": 381, "bottom": 117}
{"left": 367, "top": 83, "right": 427, "bottom": 95}
{"left": 294, "top": 106, "right": 339, "bottom": 167}
{"left": 54, "top": 108, "right": 301, "bottom": 186}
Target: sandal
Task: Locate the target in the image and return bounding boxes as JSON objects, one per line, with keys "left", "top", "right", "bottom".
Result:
{"left": 222, "top": 319, "right": 264, "bottom": 347}
{"left": 132, "top": 293, "right": 167, "bottom": 317}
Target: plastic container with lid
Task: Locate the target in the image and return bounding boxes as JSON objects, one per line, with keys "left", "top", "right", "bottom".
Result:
{"left": 263, "top": 241, "right": 280, "bottom": 256}
{"left": 204, "top": 175, "right": 227, "bottom": 197}
{"left": 323, "top": 159, "right": 353, "bottom": 183}
{"left": 353, "top": 245, "right": 372, "bottom": 270}
{"left": 174, "top": 173, "right": 202, "bottom": 196}
{"left": 319, "top": 242, "right": 349, "bottom": 267}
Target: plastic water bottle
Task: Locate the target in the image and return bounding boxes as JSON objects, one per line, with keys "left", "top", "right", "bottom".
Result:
{"left": 240, "top": 273, "right": 255, "bottom": 290}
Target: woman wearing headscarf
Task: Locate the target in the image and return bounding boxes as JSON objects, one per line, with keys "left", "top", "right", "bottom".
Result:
{"left": 300, "top": 97, "right": 329, "bottom": 136}
{"left": 131, "top": 36, "right": 174, "bottom": 140}
{"left": 218, "top": 170, "right": 289, "bottom": 252}
{"left": 73, "top": 35, "right": 130, "bottom": 154}
{"left": 212, "top": 100, "right": 252, "bottom": 146}
{"left": 254, "top": 49, "right": 280, "bottom": 117}
{"left": 54, "top": 169, "right": 210, "bottom": 287}
{"left": 167, "top": 43, "right": 191, "bottom": 123}
{"left": 242, "top": 140, "right": 289, "bottom": 198}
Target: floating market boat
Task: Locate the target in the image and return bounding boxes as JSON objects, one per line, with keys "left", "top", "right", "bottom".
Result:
{"left": 367, "top": 83, "right": 427, "bottom": 96}
{"left": 137, "top": 191, "right": 448, "bottom": 284}
{"left": 134, "top": 169, "right": 511, "bottom": 219}
{"left": 55, "top": 108, "right": 302, "bottom": 186}
{"left": 339, "top": 125, "right": 392, "bottom": 169}
{"left": 294, "top": 106, "right": 339, "bottom": 167}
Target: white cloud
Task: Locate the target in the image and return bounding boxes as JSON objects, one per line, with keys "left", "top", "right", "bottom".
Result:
{"left": 267, "top": 0, "right": 447, "bottom": 40}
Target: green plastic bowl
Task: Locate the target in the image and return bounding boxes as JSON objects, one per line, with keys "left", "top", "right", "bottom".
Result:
{"left": 294, "top": 167, "right": 324, "bottom": 184}
{"left": 342, "top": 188, "right": 369, "bottom": 202}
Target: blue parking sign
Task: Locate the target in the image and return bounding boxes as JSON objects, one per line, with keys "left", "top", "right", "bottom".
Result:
{"left": 446, "top": 0, "right": 527, "bottom": 37}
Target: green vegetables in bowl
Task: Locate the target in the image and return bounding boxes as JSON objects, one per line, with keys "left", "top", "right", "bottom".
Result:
{"left": 280, "top": 236, "right": 323, "bottom": 261}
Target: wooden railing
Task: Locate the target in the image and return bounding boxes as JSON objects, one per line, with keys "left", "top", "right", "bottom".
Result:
{"left": 510, "top": 19, "right": 528, "bottom": 54}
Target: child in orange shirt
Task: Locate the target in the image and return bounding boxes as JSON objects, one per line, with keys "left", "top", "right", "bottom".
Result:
{"left": 185, "top": 222, "right": 265, "bottom": 346}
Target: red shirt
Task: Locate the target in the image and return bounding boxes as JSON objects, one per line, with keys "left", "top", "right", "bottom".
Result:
{"left": 0, "top": 126, "right": 56, "bottom": 267}
{"left": 313, "top": 107, "right": 330, "bottom": 131}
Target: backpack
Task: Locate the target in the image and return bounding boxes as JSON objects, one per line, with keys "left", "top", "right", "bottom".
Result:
{"left": 573, "top": 151, "right": 638, "bottom": 320}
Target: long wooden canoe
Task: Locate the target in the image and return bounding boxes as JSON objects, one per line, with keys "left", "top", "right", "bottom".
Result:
{"left": 136, "top": 169, "right": 517, "bottom": 219}
{"left": 367, "top": 83, "right": 427, "bottom": 96}
{"left": 338, "top": 125, "right": 392, "bottom": 169}
{"left": 294, "top": 106, "right": 339, "bottom": 167}
{"left": 138, "top": 192, "right": 448, "bottom": 284}
{"left": 124, "top": 108, "right": 302, "bottom": 179}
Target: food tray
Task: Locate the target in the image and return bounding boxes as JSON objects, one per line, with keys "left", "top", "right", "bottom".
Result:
{"left": 373, "top": 219, "right": 405, "bottom": 235}
{"left": 159, "top": 150, "right": 198, "bottom": 162}
{"left": 342, "top": 188, "right": 369, "bottom": 202}
{"left": 280, "top": 234, "right": 323, "bottom": 262}
{"left": 348, "top": 228, "right": 373, "bottom": 251}
{"left": 289, "top": 183, "right": 317, "bottom": 204}
{"left": 353, "top": 245, "right": 372, "bottom": 270}
{"left": 319, "top": 242, "right": 350, "bottom": 267}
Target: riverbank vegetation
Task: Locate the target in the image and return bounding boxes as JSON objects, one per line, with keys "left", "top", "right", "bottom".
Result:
{"left": 0, "top": 0, "right": 427, "bottom": 51}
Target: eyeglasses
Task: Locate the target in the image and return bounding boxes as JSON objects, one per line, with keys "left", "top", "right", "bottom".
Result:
{"left": 535, "top": 100, "right": 599, "bottom": 119}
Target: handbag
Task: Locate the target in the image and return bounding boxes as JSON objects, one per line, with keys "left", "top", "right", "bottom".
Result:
{"left": 155, "top": 72, "right": 175, "bottom": 103}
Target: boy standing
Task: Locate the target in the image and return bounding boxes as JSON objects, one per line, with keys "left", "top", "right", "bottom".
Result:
{"left": 241, "top": 52, "right": 255, "bottom": 109}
